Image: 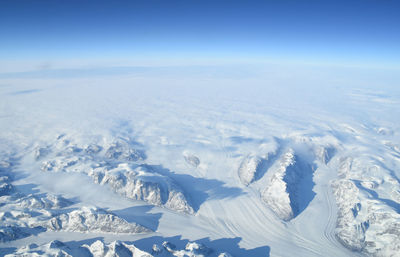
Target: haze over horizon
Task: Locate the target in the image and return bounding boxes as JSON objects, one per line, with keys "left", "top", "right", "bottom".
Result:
{"left": 1, "top": 0, "right": 399, "bottom": 71}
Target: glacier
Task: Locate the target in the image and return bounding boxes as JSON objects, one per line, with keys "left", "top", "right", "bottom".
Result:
{"left": 0, "top": 65, "right": 400, "bottom": 257}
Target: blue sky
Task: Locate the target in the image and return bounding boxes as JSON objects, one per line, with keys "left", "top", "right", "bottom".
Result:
{"left": 1, "top": 0, "right": 399, "bottom": 69}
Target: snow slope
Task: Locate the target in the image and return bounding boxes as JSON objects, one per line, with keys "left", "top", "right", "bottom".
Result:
{"left": 0, "top": 65, "right": 399, "bottom": 256}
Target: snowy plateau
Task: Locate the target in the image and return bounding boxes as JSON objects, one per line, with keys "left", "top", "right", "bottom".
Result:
{"left": 0, "top": 66, "right": 400, "bottom": 257}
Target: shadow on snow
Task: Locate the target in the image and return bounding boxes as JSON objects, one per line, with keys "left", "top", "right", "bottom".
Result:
{"left": 134, "top": 235, "right": 271, "bottom": 257}
{"left": 144, "top": 164, "right": 245, "bottom": 212}
{"left": 112, "top": 205, "right": 163, "bottom": 231}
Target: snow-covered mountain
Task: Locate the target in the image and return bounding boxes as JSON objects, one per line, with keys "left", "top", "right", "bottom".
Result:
{"left": 1, "top": 67, "right": 399, "bottom": 257}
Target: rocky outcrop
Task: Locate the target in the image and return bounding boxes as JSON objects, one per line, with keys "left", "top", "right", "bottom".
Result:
{"left": 238, "top": 155, "right": 264, "bottom": 186}
{"left": 262, "top": 149, "right": 315, "bottom": 221}
{"left": 42, "top": 207, "right": 150, "bottom": 234}
{"left": 0, "top": 226, "right": 29, "bottom": 243}
{"left": 90, "top": 164, "right": 194, "bottom": 214}
{"left": 83, "top": 240, "right": 153, "bottom": 257}
{"left": 38, "top": 137, "right": 194, "bottom": 214}
{"left": 332, "top": 157, "right": 400, "bottom": 256}
{"left": 7, "top": 239, "right": 233, "bottom": 257}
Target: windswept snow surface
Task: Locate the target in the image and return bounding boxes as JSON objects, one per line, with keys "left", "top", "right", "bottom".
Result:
{"left": 1, "top": 65, "right": 400, "bottom": 256}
